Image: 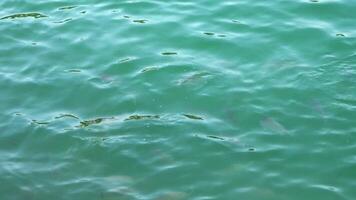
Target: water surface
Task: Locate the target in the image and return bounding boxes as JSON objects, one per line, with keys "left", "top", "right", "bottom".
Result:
{"left": 1, "top": 0, "right": 356, "bottom": 199}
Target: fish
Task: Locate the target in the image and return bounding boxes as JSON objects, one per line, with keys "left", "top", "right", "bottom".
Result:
{"left": 1, "top": 12, "right": 47, "bottom": 20}
{"left": 260, "top": 117, "right": 288, "bottom": 134}
{"left": 55, "top": 114, "right": 80, "bottom": 120}
{"left": 310, "top": 99, "right": 327, "bottom": 117}
{"left": 65, "top": 69, "right": 81, "bottom": 73}
{"left": 182, "top": 114, "right": 203, "bottom": 120}
{"left": 124, "top": 114, "right": 159, "bottom": 121}
{"left": 58, "top": 6, "right": 77, "bottom": 10}
{"left": 78, "top": 117, "right": 114, "bottom": 128}
{"left": 132, "top": 19, "right": 147, "bottom": 24}
{"left": 161, "top": 52, "right": 177, "bottom": 56}
{"left": 178, "top": 71, "right": 211, "bottom": 85}
{"left": 31, "top": 120, "right": 50, "bottom": 125}
{"left": 204, "top": 32, "right": 215, "bottom": 36}
{"left": 140, "top": 66, "right": 159, "bottom": 73}
{"left": 207, "top": 135, "right": 225, "bottom": 140}
{"left": 79, "top": 118, "right": 103, "bottom": 127}
{"left": 197, "top": 134, "right": 245, "bottom": 152}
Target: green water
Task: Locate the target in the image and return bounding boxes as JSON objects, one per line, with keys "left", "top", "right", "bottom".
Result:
{"left": 1, "top": 0, "right": 356, "bottom": 199}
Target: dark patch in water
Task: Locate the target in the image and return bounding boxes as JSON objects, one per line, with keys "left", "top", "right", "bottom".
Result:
{"left": 125, "top": 115, "right": 160, "bottom": 121}
{"left": 79, "top": 118, "right": 104, "bottom": 128}
{"left": 123, "top": 15, "right": 130, "bottom": 18}
{"left": 232, "top": 19, "right": 241, "bottom": 23}
{"left": 197, "top": 134, "right": 245, "bottom": 152}
{"left": 207, "top": 135, "right": 225, "bottom": 140}
{"left": 336, "top": 33, "right": 345, "bottom": 37}
{"left": 248, "top": 147, "right": 256, "bottom": 152}
{"left": 119, "top": 58, "right": 132, "bottom": 63}
{"left": 31, "top": 120, "right": 50, "bottom": 125}
{"left": 79, "top": 118, "right": 113, "bottom": 128}
{"left": 58, "top": 6, "right": 77, "bottom": 10}
{"left": 65, "top": 69, "right": 81, "bottom": 73}
{"left": 161, "top": 52, "right": 177, "bottom": 56}
{"left": 183, "top": 114, "right": 203, "bottom": 120}
{"left": 204, "top": 32, "right": 215, "bottom": 36}
{"left": 55, "top": 114, "right": 80, "bottom": 120}
{"left": 1, "top": 12, "right": 47, "bottom": 20}
{"left": 178, "top": 71, "right": 211, "bottom": 85}
{"left": 204, "top": 32, "right": 226, "bottom": 38}
{"left": 133, "top": 19, "right": 147, "bottom": 24}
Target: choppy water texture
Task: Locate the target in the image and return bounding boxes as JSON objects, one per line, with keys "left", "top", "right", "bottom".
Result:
{"left": 1, "top": 0, "right": 356, "bottom": 199}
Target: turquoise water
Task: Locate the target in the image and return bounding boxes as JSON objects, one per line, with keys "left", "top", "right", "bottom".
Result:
{"left": 1, "top": 0, "right": 356, "bottom": 199}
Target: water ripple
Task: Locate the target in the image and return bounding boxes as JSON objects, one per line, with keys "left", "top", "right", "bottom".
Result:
{"left": 1, "top": 0, "right": 356, "bottom": 199}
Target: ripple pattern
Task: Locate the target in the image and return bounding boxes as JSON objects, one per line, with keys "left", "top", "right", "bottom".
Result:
{"left": 1, "top": 0, "right": 356, "bottom": 199}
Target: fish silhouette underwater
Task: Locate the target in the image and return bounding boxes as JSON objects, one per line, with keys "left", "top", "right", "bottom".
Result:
{"left": 260, "top": 117, "right": 288, "bottom": 134}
